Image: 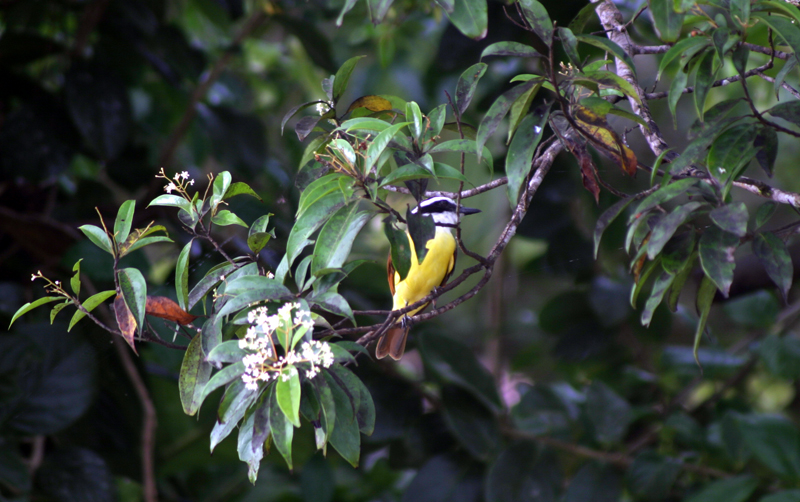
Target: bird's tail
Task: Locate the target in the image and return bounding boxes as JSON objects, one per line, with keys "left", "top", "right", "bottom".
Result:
{"left": 375, "top": 325, "right": 410, "bottom": 360}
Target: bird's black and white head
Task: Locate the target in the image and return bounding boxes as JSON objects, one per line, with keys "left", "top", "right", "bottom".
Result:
{"left": 411, "top": 196, "right": 481, "bottom": 227}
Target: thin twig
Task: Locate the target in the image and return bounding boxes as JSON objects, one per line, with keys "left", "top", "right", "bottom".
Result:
{"left": 643, "top": 62, "right": 774, "bottom": 100}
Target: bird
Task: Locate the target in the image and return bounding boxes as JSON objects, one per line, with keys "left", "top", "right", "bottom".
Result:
{"left": 376, "top": 196, "right": 480, "bottom": 360}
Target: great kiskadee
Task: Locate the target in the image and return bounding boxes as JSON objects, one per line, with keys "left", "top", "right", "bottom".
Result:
{"left": 375, "top": 196, "right": 480, "bottom": 360}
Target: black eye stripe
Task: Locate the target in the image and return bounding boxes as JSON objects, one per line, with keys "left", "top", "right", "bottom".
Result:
{"left": 418, "top": 198, "right": 457, "bottom": 213}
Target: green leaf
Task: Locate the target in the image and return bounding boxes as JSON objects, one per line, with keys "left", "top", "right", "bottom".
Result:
{"left": 70, "top": 258, "right": 82, "bottom": 297}
{"left": 755, "top": 125, "right": 779, "bottom": 177}
{"left": 508, "top": 81, "right": 543, "bottom": 142}
{"left": 206, "top": 340, "right": 248, "bottom": 366}
{"left": 332, "top": 55, "right": 366, "bottom": 102}
{"left": 440, "top": 385, "right": 501, "bottom": 460}
{"left": 405, "top": 101, "right": 423, "bottom": 140}
{"left": 445, "top": 0, "right": 488, "bottom": 40}
{"left": 329, "top": 365, "right": 375, "bottom": 435}
{"left": 324, "top": 371, "right": 361, "bottom": 467}
{"left": 476, "top": 80, "right": 538, "bottom": 160}
{"left": 564, "top": 463, "right": 622, "bottom": 502}
{"left": 575, "top": 70, "right": 642, "bottom": 104}
{"left": 760, "top": 491, "right": 800, "bottom": 502}
{"left": 428, "top": 139, "right": 493, "bottom": 167}
{"left": 210, "top": 171, "right": 232, "bottom": 211}
{"left": 668, "top": 252, "right": 697, "bottom": 311}
{"left": 455, "top": 63, "right": 488, "bottom": 115}
{"left": 766, "top": 100, "right": 800, "bottom": 127}
{"left": 576, "top": 34, "right": 637, "bottom": 76}
{"left": 310, "top": 202, "right": 373, "bottom": 276}
{"left": 631, "top": 178, "right": 697, "bottom": 220}
{"left": 480, "top": 41, "right": 542, "bottom": 59}
{"left": 248, "top": 214, "right": 275, "bottom": 255}
{"left": 281, "top": 100, "right": 328, "bottom": 135}
{"left": 707, "top": 122, "right": 758, "bottom": 181}
{"left": 649, "top": 0, "right": 686, "bottom": 41}
{"left": 647, "top": 202, "right": 704, "bottom": 259}
{"left": 418, "top": 331, "right": 502, "bottom": 412}
{"left": 277, "top": 367, "right": 302, "bottom": 428}
{"left": 699, "top": 226, "right": 739, "bottom": 298}
{"left": 738, "top": 414, "right": 800, "bottom": 479}
{"left": 726, "top": 290, "right": 780, "bottom": 329}
{"left": 487, "top": 441, "right": 558, "bottom": 502}
{"left": 311, "top": 292, "right": 355, "bottom": 323}
{"left": 753, "top": 232, "right": 793, "bottom": 301}
{"left": 148, "top": 194, "right": 192, "bottom": 213}
{"left": 774, "top": 55, "right": 797, "bottom": 99}
{"left": 179, "top": 332, "right": 213, "bottom": 416}
{"left": 175, "top": 241, "right": 192, "bottom": 311}
{"left": 559, "top": 27, "right": 581, "bottom": 68}
{"left": 188, "top": 262, "right": 238, "bottom": 309}
{"left": 312, "top": 374, "right": 337, "bottom": 448}
{"left": 586, "top": 381, "right": 633, "bottom": 444}
{"left": 694, "top": 275, "right": 717, "bottom": 362}
{"left": 385, "top": 220, "right": 411, "bottom": 281}
{"left": 335, "top": 0, "right": 359, "bottom": 26}
{"left": 114, "top": 200, "right": 135, "bottom": 245}
{"left": 518, "top": 0, "right": 553, "bottom": 44}
{"left": 364, "top": 122, "right": 412, "bottom": 175}
{"left": 657, "top": 36, "right": 710, "bottom": 79}
{"left": 642, "top": 271, "right": 676, "bottom": 326}
{"left": 216, "top": 276, "right": 294, "bottom": 317}
{"left": 9, "top": 296, "right": 64, "bottom": 328}
{"left": 68, "top": 289, "right": 116, "bottom": 332}
{"left": 594, "top": 195, "right": 637, "bottom": 258}
{"left": 286, "top": 192, "right": 352, "bottom": 268}
{"left": 756, "top": 202, "right": 778, "bottom": 229}
{"left": 298, "top": 173, "right": 349, "bottom": 218}
{"left": 753, "top": 13, "right": 800, "bottom": 60}
{"left": 506, "top": 105, "right": 550, "bottom": 207}
{"left": 710, "top": 202, "right": 748, "bottom": 237}
{"left": 210, "top": 209, "right": 247, "bottom": 228}
{"left": 118, "top": 268, "right": 147, "bottom": 335}
{"left": 693, "top": 50, "right": 717, "bottom": 121}
{"left": 78, "top": 224, "right": 113, "bottom": 255}
{"left": 627, "top": 452, "right": 683, "bottom": 498}
{"left": 223, "top": 181, "right": 262, "bottom": 202}
{"left": 121, "top": 236, "right": 173, "bottom": 256}
{"left": 212, "top": 382, "right": 257, "bottom": 452}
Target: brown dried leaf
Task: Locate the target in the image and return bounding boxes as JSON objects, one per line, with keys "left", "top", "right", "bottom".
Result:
{"left": 114, "top": 294, "right": 137, "bottom": 354}
{"left": 564, "top": 136, "right": 600, "bottom": 203}
{"left": 145, "top": 295, "right": 199, "bottom": 325}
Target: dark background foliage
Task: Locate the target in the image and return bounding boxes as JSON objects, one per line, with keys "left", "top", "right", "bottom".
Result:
{"left": 3, "top": 0, "right": 800, "bottom": 501}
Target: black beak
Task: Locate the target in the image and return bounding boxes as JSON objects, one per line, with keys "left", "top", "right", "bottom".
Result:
{"left": 459, "top": 206, "right": 481, "bottom": 215}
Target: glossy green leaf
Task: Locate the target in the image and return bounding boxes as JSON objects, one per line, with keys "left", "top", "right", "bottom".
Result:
{"left": 630, "top": 178, "right": 697, "bottom": 221}
{"left": 756, "top": 202, "right": 778, "bottom": 229}
{"left": 710, "top": 202, "right": 748, "bottom": 237}
{"left": 647, "top": 202, "right": 703, "bottom": 260}
{"left": 286, "top": 191, "right": 351, "bottom": 268}
{"left": 364, "top": 122, "right": 412, "bottom": 175}
{"left": 311, "top": 292, "right": 355, "bottom": 323}
{"left": 446, "top": 0, "right": 488, "bottom": 40}
{"left": 668, "top": 252, "right": 696, "bottom": 311}
{"left": 223, "top": 181, "right": 262, "bottom": 202}
{"left": 114, "top": 200, "right": 135, "bottom": 245}
{"left": 669, "top": 68, "right": 688, "bottom": 127}
{"left": 118, "top": 268, "right": 147, "bottom": 335}
{"left": 324, "top": 371, "right": 361, "bottom": 467}
{"left": 480, "top": 41, "right": 541, "bottom": 59}
{"left": 753, "top": 232, "right": 793, "bottom": 301}
{"left": 405, "top": 101, "right": 423, "bottom": 140}
{"left": 694, "top": 275, "right": 717, "bottom": 362}
{"left": 518, "top": 0, "right": 553, "bottom": 44}
{"left": 594, "top": 195, "right": 636, "bottom": 258}
{"left": 332, "top": 55, "right": 366, "bottom": 102}
{"left": 641, "top": 271, "right": 676, "bottom": 327}
{"left": 699, "top": 226, "right": 739, "bottom": 298}
{"left": 559, "top": 27, "right": 581, "bottom": 68}
{"left": 508, "top": 81, "right": 542, "bottom": 142}
{"left": 179, "top": 332, "right": 213, "bottom": 416}
{"left": 693, "top": 50, "right": 717, "bottom": 121}
{"left": 707, "top": 122, "right": 757, "bottom": 181}
{"left": 311, "top": 202, "right": 373, "bottom": 276}
{"left": 755, "top": 125, "right": 779, "bottom": 177}
{"left": 175, "top": 241, "right": 192, "bottom": 311}
{"left": 210, "top": 171, "right": 232, "bottom": 211}
{"left": 576, "top": 34, "right": 636, "bottom": 76}
{"left": 753, "top": 13, "right": 800, "bottom": 60}
{"left": 206, "top": 340, "right": 248, "bottom": 366}
{"left": 67, "top": 289, "right": 115, "bottom": 332}
{"left": 70, "top": 258, "right": 82, "bottom": 297}
{"left": 276, "top": 367, "right": 302, "bottom": 428}
{"left": 657, "top": 36, "right": 710, "bottom": 79}
{"left": 506, "top": 105, "right": 550, "bottom": 207}
{"left": 9, "top": 296, "right": 64, "bottom": 328}
{"left": 766, "top": 100, "right": 800, "bottom": 126}
{"left": 210, "top": 209, "right": 247, "bottom": 228}
{"left": 476, "top": 79, "right": 538, "bottom": 160}
{"left": 455, "top": 63, "right": 487, "bottom": 115}
{"left": 428, "top": 139, "right": 493, "bottom": 167}
{"left": 78, "top": 225, "right": 113, "bottom": 255}
{"left": 216, "top": 276, "right": 294, "bottom": 317}
{"left": 650, "top": 0, "right": 685, "bottom": 41}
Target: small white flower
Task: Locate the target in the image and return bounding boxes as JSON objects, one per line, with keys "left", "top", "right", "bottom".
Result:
{"left": 165, "top": 182, "right": 177, "bottom": 193}
{"left": 180, "top": 171, "right": 190, "bottom": 180}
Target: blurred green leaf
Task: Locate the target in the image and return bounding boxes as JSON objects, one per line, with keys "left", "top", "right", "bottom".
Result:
{"left": 699, "top": 226, "right": 739, "bottom": 298}
{"left": 455, "top": 63, "right": 488, "bottom": 115}
{"left": 685, "top": 475, "right": 758, "bottom": 502}
{"left": 752, "top": 232, "right": 793, "bottom": 301}
{"left": 738, "top": 414, "right": 800, "bottom": 479}
{"left": 446, "top": 0, "right": 488, "bottom": 40}
{"left": 627, "top": 451, "right": 682, "bottom": 500}
{"left": 179, "top": 333, "right": 212, "bottom": 416}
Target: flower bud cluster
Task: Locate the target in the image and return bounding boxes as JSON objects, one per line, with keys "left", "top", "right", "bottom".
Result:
{"left": 239, "top": 303, "right": 333, "bottom": 390}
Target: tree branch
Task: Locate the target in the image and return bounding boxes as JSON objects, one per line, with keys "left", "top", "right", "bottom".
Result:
{"left": 643, "top": 62, "right": 774, "bottom": 100}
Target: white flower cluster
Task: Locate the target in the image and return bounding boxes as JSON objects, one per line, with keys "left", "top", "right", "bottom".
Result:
{"left": 156, "top": 168, "right": 195, "bottom": 195}
{"left": 239, "top": 303, "right": 333, "bottom": 390}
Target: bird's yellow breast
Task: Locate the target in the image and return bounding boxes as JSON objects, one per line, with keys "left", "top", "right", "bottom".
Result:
{"left": 392, "top": 227, "right": 455, "bottom": 313}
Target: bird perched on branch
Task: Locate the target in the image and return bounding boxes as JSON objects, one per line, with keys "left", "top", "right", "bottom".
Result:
{"left": 376, "top": 196, "right": 480, "bottom": 360}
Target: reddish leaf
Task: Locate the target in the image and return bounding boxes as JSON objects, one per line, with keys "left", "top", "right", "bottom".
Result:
{"left": 113, "top": 294, "right": 137, "bottom": 354}
{"left": 565, "top": 137, "right": 600, "bottom": 203}
{"left": 145, "top": 296, "right": 199, "bottom": 325}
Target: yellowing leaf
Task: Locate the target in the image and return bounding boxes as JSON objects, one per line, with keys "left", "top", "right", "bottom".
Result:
{"left": 573, "top": 105, "right": 638, "bottom": 176}
{"left": 114, "top": 294, "right": 138, "bottom": 354}
{"left": 345, "top": 95, "right": 393, "bottom": 115}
